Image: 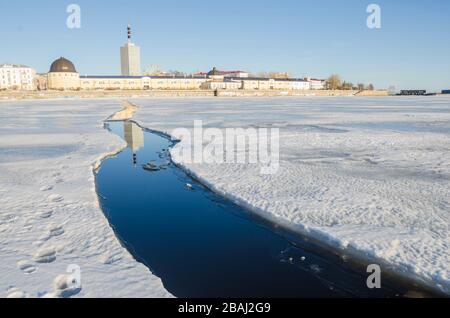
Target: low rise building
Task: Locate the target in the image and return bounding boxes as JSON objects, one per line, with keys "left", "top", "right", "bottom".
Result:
{"left": 0, "top": 64, "right": 36, "bottom": 90}
{"left": 239, "top": 78, "right": 271, "bottom": 90}
{"left": 80, "top": 76, "right": 145, "bottom": 90}
{"left": 149, "top": 76, "right": 207, "bottom": 90}
{"left": 306, "top": 77, "right": 326, "bottom": 90}
{"left": 203, "top": 79, "right": 242, "bottom": 90}
{"left": 80, "top": 75, "right": 208, "bottom": 90}
{"left": 236, "top": 78, "right": 310, "bottom": 90}
{"left": 280, "top": 78, "right": 311, "bottom": 90}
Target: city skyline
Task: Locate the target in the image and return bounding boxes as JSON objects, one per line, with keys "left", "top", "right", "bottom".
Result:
{"left": 1, "top": 0, "right": 449, "bottom": 91}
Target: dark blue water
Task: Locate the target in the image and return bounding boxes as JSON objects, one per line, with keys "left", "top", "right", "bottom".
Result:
{"left": 96, "top": 121, "right": 414, "bottom": 298}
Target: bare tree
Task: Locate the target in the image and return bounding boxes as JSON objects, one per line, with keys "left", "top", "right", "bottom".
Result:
{"left": 167, "top": 70, "right": 187, "bottom": 77}
{"left": 343, "top": 82, "right": 353, "bottom": 90}
{"left": 327, "top": 74, "right": 342, "bottom": 90}
{"left": 367, "top": 84, "right": 375, "bottom": 91}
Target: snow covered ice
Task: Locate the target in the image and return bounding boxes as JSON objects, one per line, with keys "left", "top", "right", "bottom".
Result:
{"left": 1, "top": 96, "right": 449, "bottom": 297}
{"left": 0, "top": 99, "right": 171, "bottom": 298}
{"left": 132, "top": 96, "right": 450, "bottom": 295}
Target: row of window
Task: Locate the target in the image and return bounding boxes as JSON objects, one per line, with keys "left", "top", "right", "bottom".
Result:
{"left": 1, "top": 75, "right": 32, "bottom": 79}
{"left": 49, "top": 73, "right": 78, "bottom": 77}
{"left": 80, "top": 81, "right": 202, "bottom": 86}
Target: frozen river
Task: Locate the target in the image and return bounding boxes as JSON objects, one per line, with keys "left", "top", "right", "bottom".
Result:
{"left": 97, "top": 121, "right": 428, "bottom": 297}
{"left": 0, "top": 96, "right": 449, "bottom": 297}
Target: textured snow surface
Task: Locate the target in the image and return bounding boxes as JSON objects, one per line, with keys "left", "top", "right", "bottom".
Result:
{"left": 132, "top": 97, "right": 450, "bottom": 294}
{"left": 0, "top": 99, "right": 171, "bottom": 298}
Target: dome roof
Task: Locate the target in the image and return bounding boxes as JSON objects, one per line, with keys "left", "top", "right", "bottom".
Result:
{"left": 49, "top": 57, "right": 77, "bottom": 73}
{"left": 207, "top": 67, "right": 221, "bottom": 76}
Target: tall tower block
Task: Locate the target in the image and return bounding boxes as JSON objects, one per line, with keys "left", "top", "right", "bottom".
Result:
{"left": 120, "top": 25, "right": 141, "bottom": 76}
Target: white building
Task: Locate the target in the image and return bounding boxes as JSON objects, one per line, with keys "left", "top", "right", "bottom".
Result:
{"left": 306, "top": 77, "right": 326, "bottom": 90}
{"left": 290, "top": 79, "right": 311, "bottom": 90}
{"left": 120, "top": 25, "right": 141, "bottom": 76}
{"left": 223, "top": 71, "right": 249, "bottom": 78}
{"left": 204, "top": 80, "right": 242, "bottom": 90}
{"left": 0, "top": 64, "right": 36, "bottom": 90}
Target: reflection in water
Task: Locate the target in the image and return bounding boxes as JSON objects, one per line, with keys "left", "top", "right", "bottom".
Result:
{"left": 123, "top": 122, "right": 144, "bottom": 165}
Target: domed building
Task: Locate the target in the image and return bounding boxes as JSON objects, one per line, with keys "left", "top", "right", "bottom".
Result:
{"left": 47, "top": 57, "right": 80, "bottom": 90}
{"left": 207, "top": 67, "right": 225, "bottom": 81}
{"left": 201, "top": 67, "right": 241, "bottom": 90}
{"left": 207, "top": 67, "right": 221, "bottom": 77}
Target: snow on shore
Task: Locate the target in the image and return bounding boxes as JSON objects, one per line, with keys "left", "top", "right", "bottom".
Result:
{"left": 132, "top": 96, "right": 450, "bottom": 295}
{"left": 0, "top": 99, "right": 171, "bottom": 298}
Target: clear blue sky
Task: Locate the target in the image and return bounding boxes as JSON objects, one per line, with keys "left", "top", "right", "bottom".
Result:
{"left": 1, "top": 0, "right": 449, "bottom": 91}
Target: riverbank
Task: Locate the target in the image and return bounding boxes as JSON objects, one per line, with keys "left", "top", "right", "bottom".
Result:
{"left": 0, "top": 89, "right": 389, "bottom": 101}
